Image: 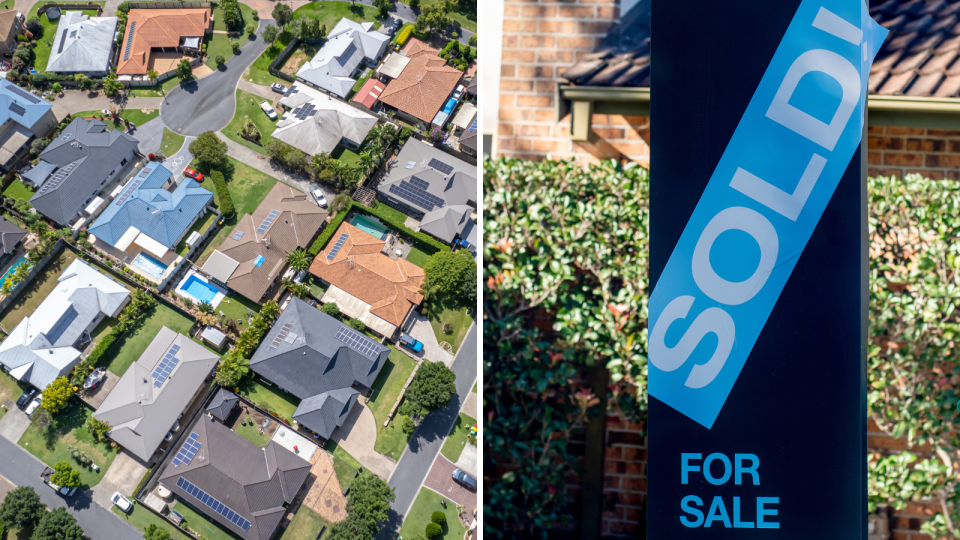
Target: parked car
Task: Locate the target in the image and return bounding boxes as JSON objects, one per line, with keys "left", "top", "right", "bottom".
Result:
{"left": 183, "top": 167, "right": 204, "bottom": 182}
{"left": 25, "top": 395, "right": 41, "bottom": 417}
{"left": 452, "top": 469, "right": 477, "bottom": 490}
{"left": 399, "top": 333, "right": 423, "bottom": 353}
{"left": 453, "top": 85, "right": 465, "bottom": 100}
{"left": 83, "top": 367, "right": 106, "bottom": 390}
{"left": 271, "top": 83, "right": 288, "bottom": 94}
{"left": 386, "top": 20, "right": 400, "bottom": 35}
{"left": 308, "top": 184, "right": 327, "bottom": 207}
{"left": 16, "top": 388, "right": 36, "bottom": 409}
{"left": 40, "top": 466, "right": 77, "bottom": 497}
{"left": 260, "top": 101, "right": 278, "bottom": 120}
{"left": 112, "top": 492, "right": 133, "bottom": 512}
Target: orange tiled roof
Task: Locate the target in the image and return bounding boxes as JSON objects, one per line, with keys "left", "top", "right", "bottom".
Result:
{"left": 402, "top": 38, "right": 440, "bottom": 59}
{"left": 309, "top": 221, "right": 424, "bottom": 327}
{"left": 379, "top": 49, "right": 463, "bottom": 123}
{"left": 117, "top": 9, "right": 210, "bottom": 75}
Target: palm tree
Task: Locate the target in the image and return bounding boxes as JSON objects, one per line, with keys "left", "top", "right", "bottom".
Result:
{"left": 147, "top": 70, "right": 159, "bottom": 85}
{"left": 287, "top": 248, "right": 309, "bottom": 272}
{"left": 359, "top": 151, "right": 375, "bottom": 175}
{"left": 418, "top": 277, "right": 439, "bottom": 316}
{"left": 314, "top": 151, "right": 331, "bottom": 170}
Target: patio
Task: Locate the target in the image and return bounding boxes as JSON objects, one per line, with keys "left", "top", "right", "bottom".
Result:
{"left": 174, "top": 269, "right": 226, "bottom": 309}
{"left": 89, "top": 234, "right": 182, "bottom": 284}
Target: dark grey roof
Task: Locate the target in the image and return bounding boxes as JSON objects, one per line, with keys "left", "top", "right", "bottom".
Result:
{"left": 29, "top": 118, "right": 139, "bottom": 226}
{"left": 559, "top": 0, "right": 650, "bottom": 87}
{"left": 158, "top": 416, "right": 311, "bottom": 540}
{"left": 293, "top": 388, "right": 359, "bottom": 439}
{"left": 20, "top": 161, "right": 58, "bottom": 187}
{"left": 0, "top": 217, "right": 25, "bottom": 254}
{"left": 207, "top": 388, "right": 238, "bottom": 421}
{"left": 250, "top": 298, "right": 389, "bottom": 400}
{"left": 378, "top": 139, "right": 477, "bottom": 214}
{"left": 466, "top": 76, "right": 477, "bottom": 96}
{"left": 418, "top": 204, "right": 475, "bottom": 244}
{"left": 459, "top": 112, "right": 477, "bottom": 153}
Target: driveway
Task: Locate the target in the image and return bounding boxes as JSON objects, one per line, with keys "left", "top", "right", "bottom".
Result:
{"left": 161, "top": 20, "right": 274, "bottom": 136}
{"left": 0, "top": 436, "right": 143, "bottom": 540}
{"left": 423, "top": 455, "right": 477, "bottom": 511}
{"left": 76, "top": 373, "right": 119, "bottom": 410}
{"left": 0, "top": 401, "right": 31, "bottom": 443}
{"left": 454, "top": 443, "right": 477, "bottom": 477}
{"left": 131, "top": 116, "right": 167, "bottom": 157}
{"left": 403, "top": 312, "right": 454, "bottom": 366}
{"left": 215, "top": 132, "right": 321, "bottom": 198}
{"left": 330, "top": 400, "right": 396, "bottom": 479}
{"left": 461, "top": 390, "right": 477, "bottom": 419}
{"left": 91, "top": 450, "right": 148, "bottom": 510}
{"left": 51, "top": 92, "right": 163, "bottom": 119}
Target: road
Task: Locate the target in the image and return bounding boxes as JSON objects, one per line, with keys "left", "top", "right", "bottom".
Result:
{"left": 377, "top": 322, "right": 478, "bottom": 540}
{"left": 0, "top": 436, "right": 143, "bottom": 540}
{"left": 161, "top": 19, "right": 274, "bottom": 136}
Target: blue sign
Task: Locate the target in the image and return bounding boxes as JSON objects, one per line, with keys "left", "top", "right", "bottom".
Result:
{"left": 647, "top": 0, "right": 887, "bottom": 429}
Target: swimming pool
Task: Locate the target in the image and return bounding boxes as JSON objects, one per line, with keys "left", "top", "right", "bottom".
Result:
{"left": 131, "top": 252, "right": 168, "bottom": 279}
{"left": 350, "top": 214, "right": 389, "bottom": 240}
{"left": 181, "top": 275, "right": 219, "bottom": 304}
{"left": 442, "top": 97, "right": 456, "bottom": 115}
{"left": 0, "top": 255, "right": 29, "bottom": 285}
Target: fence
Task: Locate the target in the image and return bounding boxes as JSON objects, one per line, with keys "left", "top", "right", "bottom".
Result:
{"left": 36, "top": 3, "right": 103, "bottom": 16}
{"left": 123, "top": 56, "right": 203, "bottom": 87}
{"left": 123, "top": 1, "right": 212, "bottom": 8}
{"left": 267, "top": 35, "right": 323, "bottom": 83}
{"left": 0, "top": 239, "right": 66, "bottom": 335}
{"left": 156, "top": 205, "right": 222, "bottom": 291}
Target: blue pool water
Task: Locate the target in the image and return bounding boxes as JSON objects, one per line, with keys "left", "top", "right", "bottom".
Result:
{"left": 131, "top": 252, "right": 168, "bottom": 279}
{"left": 350, "top": 214, "right": 389, "bottom": 240}
{"left": 442, "top": 98, "right": 456, "bottom": 114}
{"left": 181, "top": 275, "right": 218, "bottom": 304}
{"left": 0, "top": 255, "right": 29, "bottom": 284}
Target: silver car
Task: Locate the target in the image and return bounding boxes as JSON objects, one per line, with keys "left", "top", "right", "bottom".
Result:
{"left": 309, "top": 184, "right": 328, "bottom": 207}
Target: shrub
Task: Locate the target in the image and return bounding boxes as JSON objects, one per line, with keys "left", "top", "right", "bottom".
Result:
{"left": 209, "top": 170, "right": 235, "bottom": 217}
{"left": 215, "top": 54, "right": 226, "bottom": 67}
{"left": 442, "top": 322, "right": 452, "bottom": 334}
{"left": 26, "top": 17, "right": 41, "bottom": 34}
{"left": 425, "top": 523, "right": 442, "bottom": 539}
{"left": 401, "top": 415, "right": 415, "bottom": 433}
{"left": 41, "top": 377, "right": 73, "bottom": 414}
{"left": 148, "top": 153, "right": 155, "bottom": 161}
{"left": 231, "top": 41, "right": 240, "bottom": 52}
{"left": 347, "top": 318, "right": 365, "bottom": 332}
{"left": 396, "top": 24, "right": 413, "bottom": 46}
{"left": 431, "top": 511, "right": 446, "bottom": 525}
{"left": 321, "top": 303, "right": 340, "bottom": 318}
{"left": 246, "top": 23, "right": 256, "bottom": 35}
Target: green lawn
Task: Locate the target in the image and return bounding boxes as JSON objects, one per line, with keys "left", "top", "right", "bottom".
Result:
{"left": 222, "top": 89, "right": 280, "bottom": 156}
{"left": 216, "top": 293, "right": 261, "bottom": 332}
{"left": 95, "top": 302, "right": 197, "bottom": 376}
{"left": 232, "top": 410, "right": 271, "bottom": 446}
{"left": 176, "top": 210, "right": 218, "bottom": 256}
{"left": 72, "top": 109, "right": 160, "bottom": 131}
{"left": 161, "top": 128, "right": 186, "bottom": 156}
{"left": 2, "top": 211, "right": 25, "bottom": 228}
{"left": 244, "top": 31, "right": 292, "bottom": 86}
{"left": 277, "top": 39, "right": 320, "bottom": 76}
{"left": 2, "top": 179, "right": 34, "bottom": 201}
{"left": 440, "top": 413, "right": 475, "bottom": 463}
{"left": 330, "top": 144, "right": 362, "bottom": 168}
{"left": 277, "top": 506, "right": 331, "bottom": 540}
{"left": 391, "top": 22, "right": 413, "bottom": 46}
{"left": 406, "top": 246, "right": 431, "bottom": 268}
{"left": 0, "top": 369, "right": 24, "bottom": 408}
{"left": 292, "top": 2, "right": 381, "bottom": 33}
{"left": 429, "top": 295, "right": 472, "bottom": 354}
{"left": 399, "top": 488, "right": 468, "bottom": 540}
{"left": 204, "top": 33, "right": 243, "bottom": 69}
{"left": 367, "top": 348, "right": 416, "bottom": 458}
{"left": 0, "top": 249, "right": 78, "bottom": 331}
{"left": 130, "top": 75, "right": 184, "bottom": 98}
{"left": 417, "top": 0, "right": 476, "bottom": 32}
{"left": 32, "top": 3, "right": 105, "bottom": 71}
{"left": 212, "top": 0, "right": 257, "bottom": 32}
{"left": 305, "top": 274, "right": 326, "bottom": 299}
{"left": 113, "top": 503, "right": 188, "bottom": 540}
{"left": 174, "top": 501, "right": 242, "bottom": 540}
{"left": 238, "top": 376, "right": 299, "bottom": 421}
{"left": 18, "top": 403, "right": 117, "bottom": 488}
{"left": 322, "top": 441, "right": 361, "bottom": 490}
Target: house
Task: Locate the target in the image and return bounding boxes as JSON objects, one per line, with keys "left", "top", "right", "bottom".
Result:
{"left": 27, "top": 118, "right": 139, "bottom": 227}
{"left": 0, "top": 10, "right": 24, "bottom": 55}
{"left": 251, "top": 298, "right": 387, "bottom": 438}
{"left": 419, "top": 204, "right": 477, "bottom": 250}
{"left": 458, "top": 113, "right": 478, "bottom": 157}
{"left": 375, "top": 52, "right": 410, "bottom": 81}
{"left": 350, "top": 77, "right": 385, "bottom": 111}
{"left": 93, "top": 327, "right": 219, "bottom": 462}
{"left": 158, "top": 415, "right": 311, "bottom": 540}
{"left": 274, "top": 83, "right": 378, "bottom": 156}
{"left": 0, "top": 80, "right": 57, "bottom": 173}
{"left": 378, "top": 41, "right": 463, "bottom": 126}
{"left": 308, "top": 221, "right": 424, "bottom": 337}
{"left": 201, "top": 182, "right": 327, "bottom": 303}
{"left": 206, "top": 387, "right": 238, "bottom": 423}
{"left": 0, "top": 259, "right": 130, "bottom": 390}
{"left": 87, "top": 161, "right": 213, "bottom": 283}
{"left": 116, "top": 8, "right": 211, "bottom": 76}
{"left": 46, "top": 11, "right": 118, "bottom": 76}
{"left": 0, "top": 217, "right": 25, "bottom": 263}
{"left": 296, "top": 17, "right": 389, "bottom": 99}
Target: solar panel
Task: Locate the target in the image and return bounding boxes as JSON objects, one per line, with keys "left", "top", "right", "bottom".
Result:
{"left": 57, "top": 29, "right": 68, "bottom": 54}
{"left": 115, "top": 176, "right": 146, "bottom": 206}
{"left": 335, "top": 326, "right": 381, "bottom": 360}
{"left": 469, "top": 119, "right": 477, "bottom": 132}
{"left": 256, "top": 210, "right": 279, "bottom": 234}
{"left": 388, "top": 177, "right": 446, "bottom": 211}
{"left": 428, "top": 158, "right": 454, "bottom": 175}
{"left": 176, "top": 477, "right": 251, "bottom": 532}
{"left": 172, "top": 430, "right": 201, "bottom": 466}
{"left": 37, "top": 160, "right": 79, "bottom": 196}
{"left": 268, "top": 323, "right": 292, "bottom": 352}
{"left": 123, "top": 21, "right": 136, "bottom": 61}
{"left": 151, "top": 344, "right": 181, "bottom": 386}
{"left": 8, "top": 103, "right": 24, "bottom": 116}
{"left": 326, "top": 233, "right": 349, "bottom": 260}
{"left": 7, "top": 85, "right": 40, "bottom": 104}
{"left": 232, "top": 231, "right": 244, "bottom": 241}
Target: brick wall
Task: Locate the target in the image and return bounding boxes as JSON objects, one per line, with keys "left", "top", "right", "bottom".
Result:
{"left": 867, "top": 125, "right": 960, "bottom": 180}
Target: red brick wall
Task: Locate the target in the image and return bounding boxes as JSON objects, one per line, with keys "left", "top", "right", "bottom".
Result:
{"left": 868, "top": 125, "right": 960, "bottom": 180}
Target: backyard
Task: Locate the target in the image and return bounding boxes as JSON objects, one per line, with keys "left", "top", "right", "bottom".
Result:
{"left": 161, "top": 127, "right": 186, "bottom": 155}
{"left": 2, "top": 179, "right": 34, "bottom": 201}
{"left": 222, "top": 89, "right": 280, "bottom": 156}
{"left": 173, "top": 501, "right": 242, "bottom": 540}
{"left": 398, "top": 487, "right": 468, "bottom": 540}
{"left": 237, "top": 377, "right": 299, "bottom": 422}
{"left": 243, "top": 31, "right": 292, "bottom": 86}
{"left": 232, "top": 409, "right": 271, "bottom": 447}
{"left": 366, "top": 348, "right": 416, "bottom": 458}
{"left": 94, "top": 302, "right": 197, "bottom": 376}
{"left": 113, "top": 504, "right": 187, "bottom": 540}
{"left": 406, "top": 246, "right": 432, "bottom": 268}
{"left": 330, "top": 143, "right": 362, "bottom": 168}
{"left": 175, "top": 210, "right": 219, "bottom": 256}
{"left": 18, "top": 402, "right": 118, "bottom": 488}
{"left": 277, "top": 40, "right": 320, "bottom": 77}
{"left": 31, "top": 2, "right": 106, "bottom": 72}
{"left": 0, "top": 249, "right": 80, "bottom": 332}
{"left": 72, "top": 109, "right": 160, "bottom": 131}
{"left": 277, "top": 506, "right": 331, "bottom": 540}
{"left": 440, "top": 412, "right": 476, "bottom": 463}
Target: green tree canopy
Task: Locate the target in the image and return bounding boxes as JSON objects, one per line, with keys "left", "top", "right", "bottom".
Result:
{"left": 144, "top": 524, "right": 172, "bottom": 540}
{"left": 326, "top": 474, "right": 395, "bottom": 540}
{"left": 424, "top": 250, "right": 476, "bottom": 298}
{"left": 215, "top": 353, "right": 249, "bottom": 387}
{"left": 42, "top": 376, "right": 73, "bottom": 414}
{"left": 398, "top": 360, "right": 456, "bottom": 418}
{"left": 0, "top": 486, "right": 45, "bottom": 530}
{"left": 175, "top": 59, "right": 193, "bottom": 81}
{"left": 31, "top": 507, "right": 82, "bottom": 540}
{"left": 287, "top": 248, "right": 309, "bottom": 272}
{"left": 50, "top": 461, "right": 81, "bottom": 489}
{"left": 189, "top": 131, "right": 228, "bottom": 172}
{"left": 262, "top": 23, "right": 279, "bottom": 45}
{"left": 271, "top": 4, "right": 292, "bottom": 28}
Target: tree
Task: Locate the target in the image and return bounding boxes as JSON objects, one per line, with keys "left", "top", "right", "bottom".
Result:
{"left": 74, "top": 74, "right": 93, "bottom": 91}
{"left": 42, "top": 376, "right": 73, "bottom": 414}
{"left": 51, "top": 82, "right": 62, "bottom": 94}
{"left": 347, "top": 318, "right": 365, "bottom": 332}
{"left": 410, "top": 0, "right": 420, "bottom": 9}
{"left": 214, "top": 54, "right": 226, "bottom": 67}
{"left": 146, "top": 69, "right": 159, "bottom": 85}
{"left": 374, "top": 0, "right": 390, "bottom": 18}
{"left": 219, "top": 0, "right": 241, "bottom": 29}
{"left": 103, "top": 72, "right": 123, "bottom": 97}
{"left": 431, "top": 511, "right": 446, "bottom": 524}
{"left": 30, "top": 137, "right": 50, "bottom": 156}
{"left": 0, "top": 486, "right": 44, "bottom": 530}
{"left": 189, "top": 131, "right": 227, "bottom": 172}
{"left": 31, "top": 406, "right": 52, "bottom": 431}
{"left": 424, "top": 523, "right": 441, "bottom": 539}
{"left": 272, "top": 4, "right": 293, "bottom": 29}
{"left": 321, "top": 303, "right": 341, "bottom": 318}
{"left": 398, "top": 360, "right": 456, "bottom": 418}
{"left": 245, "top": 22, "right": 256, "bottom": 36}
{"left": 265, "top": 138, "right": 292, "bottom": 161}
{"left": 231, "top": 40, "right": 240, "bottom": 53}
{"left": 26, "top": 17, "right": 41, "bottom": 34}
{"left": 85, "top": 417, "right": 111, "bottom": 442}
{"left": 215, "top": 353, "right": 248, "bottom": 387}
{"left": 287, "top": 248, "right": 309, "bottom": 272}
{"left": 31, "top": 507, "right": 83, "bottom": 540}
{"left": 468, "top": 33, "right": 476, "bottom": 47}
{"left": 300, "top": 17, "right": 321, "bottom": 39}
{"left": 209, "top": 170, "right": 234, "bottom": 217}
{"left": 262, "top": 24, "right": 279, "bottom": 45}
{"left": 50, "top": 461, "right": 81, "bottom": 489}
{"left": 281, "top": 278, "right": 308, "bottom": 298}
{"left": 326, "top": 474, "right": 395, "bottom": 540}
{"left": 144, "top": 524, "right": 172, "bottom": 540}
{"left": 175, "top": 59, "right": 193, "bottom": 81}
{"left": 424, "top": 250, "right": 476, "bottom": 298}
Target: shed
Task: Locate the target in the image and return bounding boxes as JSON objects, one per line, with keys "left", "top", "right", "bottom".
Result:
{"left": 185, "top": 230, "right": 201, "bottom": 248}
{"left": 206, "top": 387, "right": 238, "bottom": 422}
{"left": 201, "top": 326, "right": 226, "bottom": 350}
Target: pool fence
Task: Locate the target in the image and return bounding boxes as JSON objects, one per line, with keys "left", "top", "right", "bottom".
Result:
{"left": 0, "top": 239, "right": 67, "bottom": 335}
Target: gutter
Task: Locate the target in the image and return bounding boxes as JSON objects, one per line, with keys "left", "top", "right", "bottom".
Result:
{"left": 557, "top": 85, "right": 960, "bottom": 139}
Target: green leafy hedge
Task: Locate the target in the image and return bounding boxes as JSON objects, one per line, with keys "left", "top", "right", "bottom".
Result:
{"left": 354, "top": 203, "right": 449, "bottom": 253}
{"left": 210, "top": 170, "right": 235, "bottom": 218}
{"left": 307, "top": 202, "right": 352, "bottom": 257}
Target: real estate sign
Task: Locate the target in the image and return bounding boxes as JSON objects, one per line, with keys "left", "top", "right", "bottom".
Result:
{"left": 648, "top": 0, "right": 884, "bottom": 537}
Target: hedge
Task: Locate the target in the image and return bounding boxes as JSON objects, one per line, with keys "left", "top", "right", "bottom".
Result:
{"left": 86, "top": 333, "right": 116, "bottom": 364}
{"left": 307, "top": 202, "right": 351, "bottom": 256}
{"left": 354, "top": 203, "right": 449, "bottom": 253}
{"left": 395, "top": 23, "right": 413, "bottom": 46}
{"left": 210, "top": 170, "right": 235, "bottom": 218}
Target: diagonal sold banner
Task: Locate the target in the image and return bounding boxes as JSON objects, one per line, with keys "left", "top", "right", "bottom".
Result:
{"left": 647, "top": 0, "right": 887, "bottom": 429}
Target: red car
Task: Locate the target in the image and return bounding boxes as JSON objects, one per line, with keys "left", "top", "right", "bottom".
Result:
{"left": 183, "top": 167, "right": 203, "bottom": 182}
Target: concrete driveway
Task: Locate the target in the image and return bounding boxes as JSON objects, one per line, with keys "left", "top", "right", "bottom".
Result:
{"left": 0, "top": 401, "right": 31, "bottom": 443}
{"left": 454, "top": 443, "right": 477, "bottom": 477}
{"left": 423, "top": 455, "right": 477, "bottom": 511}
{"left": 76, "top": 373, "right": 118, "bottom": 410}
{"left": 92, "top": 450, "right": 148, "bottom": 510}
{"left": 404, "top": 312, "right": 454, "bottom": 367}
{"left": 461, "top": 390, "right": 477, "bottom": 419}
{"left": 129, "top": 116, "right": 166, "bottom": 157}
{"left": 330, "top": 400, "right": 396, "bottom": 479}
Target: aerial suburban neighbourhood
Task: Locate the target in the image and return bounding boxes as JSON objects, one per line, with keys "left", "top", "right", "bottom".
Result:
{"left": 0, "top": 0, "right": 478, "bottom": 539}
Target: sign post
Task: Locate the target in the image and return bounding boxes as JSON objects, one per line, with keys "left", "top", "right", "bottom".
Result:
{"left": 648, "top": 0, "right": 883, "bottom": 537}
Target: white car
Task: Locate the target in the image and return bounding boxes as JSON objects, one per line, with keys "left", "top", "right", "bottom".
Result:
{"left": 112, "top": 492, "right": 133, "bottom": 513}
{"left": 25, "top": 395, "right": 41, "bottom": 417}
{"left": 260, "top": 101, "right": 278, "bottom": 120}
{"left": 309, "top": 184, "right": 327, "bottom": 207}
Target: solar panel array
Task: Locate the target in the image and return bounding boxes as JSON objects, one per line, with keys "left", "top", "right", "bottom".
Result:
{"left": 254, "top": 255, "right": 265, "bottom": 267}
{"left": 8, "top": 85, "right": 41, "bottom": 104}
{"left": 268, "top": 323, "right": 292, "bottom": 352}
{"left": 284, "top": 332, "right": 297, "bottom": 344}
{"left": 469, "top": 119, "right": 477, "bottom": 133}
{"left": 115, "top": 176, "right": 145, "bottom": 206}
{"left": 151, "top": 344, "right": 181, "bottom": 388}
{"left": 123, "top": 21, "right": 136, "bottom": 61}
{"left": 57, "top": 29, "right": 68, "bottom": 54}
{"left": 176, "top": 477, "right": 251, "bottom": 532}
{"left": 326, "top": 233, "right": 348, "bottom": 260}
{"left": 232, "top": 231, "right": 245, "bottom": 241}
{"left": 292, "top": 103, "right": 318, "bottom": 120}
{"left": 172, "top": 431, "right": 201, "bottom": 467}
{"left": 37, "top": 160, "right": 79, "bottom": 196}
{"left": 256, "top": 210, "right": 280, "bottom": 234}
{"left": 336, "top": 326, "right": 381, "bottom": 360}
{"left": 428, "top": 158, "right": 454, "bottom": 175}
{"left": 388, "top": 176, "right": 445, "bottom": 211}
{"left": 8, "top": 103, "right": 25, "bottom": 116}
{"left": 139, "top": 167, "right": 151, "bottom": 178}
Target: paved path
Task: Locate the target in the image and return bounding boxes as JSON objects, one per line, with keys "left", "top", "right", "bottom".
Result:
{"left": 423, "top": 455, "right": 477, "bottom": 511}
{"left": 51, "top": 92, "right": 163, "bottom": 119}
{"left": 238, "top": 79, "right": 280, "bottom": 102}
{"left": 162, "top": 136, "right": 196, "bottom": 183}
{"left": 161, "top": 20, "right": 274, "bottom": 136}
{"left": 461, "top": 390, "right": 477, "bottom": 419}
{"left": 331, "top": 400, "right": 396, "bottom": 479}
{"left": 0, "top": 435, "right": 143, "bottom": 540}
{"left": 91, "top": 450, "right": 147, "bottom": 510}
{"left": 215, "top": 131, "right": 317, "bottom": 196}
{"left": 0, "top": 402, "right": 31, "bottom": 443}
{"left": 378, "top": 323, "right": 477, "bottom": 540}
{"left": 404, "top": 312, "right": 454, "bottom": 367}
{"left": 454, "top": 442, "right": 477, "bottom": 477}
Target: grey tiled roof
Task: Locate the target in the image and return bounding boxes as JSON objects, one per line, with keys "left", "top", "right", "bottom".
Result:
{"left": 419, "top": 204, "right": 475, "bottom": 244}
{"left": 0, "top": 216, "right": 25, "bottom": 255}
{"left": 293, "top": 387, "right": 359, "bottom": 439}
{"left": 158, "top": 415, "right": 311, "bottom": 540}
{"left": 30, "top": 118, "right": 139, "bottom": 226}
{"left": 559, "top": 0, "right": 650, "bottom": 87}
{"left": 207, "top": 388, "right": 238, "bottom": 421}
{"left": 378, "top": 139, "right": 477, "bottom": 215}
